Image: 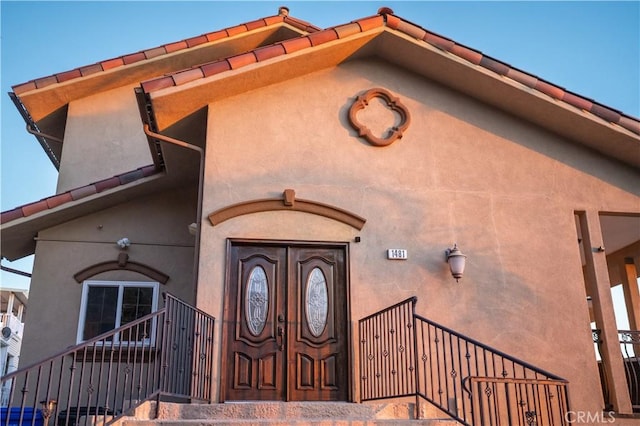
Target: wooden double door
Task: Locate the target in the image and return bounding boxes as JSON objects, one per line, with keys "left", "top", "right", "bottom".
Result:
{"left": 223, "top": 242, "right": 349, "bottom": 401}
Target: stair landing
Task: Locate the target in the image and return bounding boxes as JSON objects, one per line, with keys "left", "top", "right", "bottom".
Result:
{"left": 119, "top": 401, "right": 460, "bottom": 425}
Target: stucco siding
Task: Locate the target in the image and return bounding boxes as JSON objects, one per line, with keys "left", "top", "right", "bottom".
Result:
{"left": 57, "top": 85, "right": 152, "bottom": 193}
{"left": 197, "top": 58, "right": 638, "bottom": 408}
{"left": 20, "top": 187, "right": 197, "bottom": 367}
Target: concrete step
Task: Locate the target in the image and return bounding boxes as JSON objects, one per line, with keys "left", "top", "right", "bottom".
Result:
{"left": 118, "top": 401, "right": 460, "bottom": 426}
{"left": 123, "top": 420, "right": 458, "bottom": 425}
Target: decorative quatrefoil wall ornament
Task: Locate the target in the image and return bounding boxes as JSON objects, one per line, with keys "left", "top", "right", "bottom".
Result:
{"left": 348, "top": 88, "right": 411, "bottom": 147}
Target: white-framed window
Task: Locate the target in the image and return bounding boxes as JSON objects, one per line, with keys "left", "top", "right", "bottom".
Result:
{"left": 77, "top": 280, "right": 159, "bottom": 345}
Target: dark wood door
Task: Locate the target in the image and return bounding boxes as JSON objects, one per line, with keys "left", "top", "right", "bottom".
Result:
{"left": 223, "top": 242, "right": 349, "bottom": 401}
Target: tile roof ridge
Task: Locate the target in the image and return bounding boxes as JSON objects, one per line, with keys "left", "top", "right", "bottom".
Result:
{"left": 0, "top": 165, "right": 159, "bottom": 225}
{"left": 12, "top": 10, "right": 312, "bottom": 96}
{"left": 279, "top": 6, "right": 322, "bottom": 33}
{"left": 376, "top": 7, "right": 640, "bottom": 135}
{"left": 139, "top": 13, "right": 386, "bottom": 93}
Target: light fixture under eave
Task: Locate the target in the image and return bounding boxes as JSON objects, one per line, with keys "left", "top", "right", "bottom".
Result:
{"left": 116, "top": 238, "right": 131, "bottom": 250}
{"left": 445, "top": 244, "right": 467, "bottom": 282}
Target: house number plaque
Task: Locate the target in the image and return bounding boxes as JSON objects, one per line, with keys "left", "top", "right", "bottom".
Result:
{"left": 387, "top": 249, "right": 408, "bottom": 260}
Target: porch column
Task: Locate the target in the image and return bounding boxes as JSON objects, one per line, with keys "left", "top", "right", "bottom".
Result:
{"left": 5, "top": 294, "right": 14, "bottom": 316}
{"left": 17, "top": 303, "right": 24, "bottom": 322}
{"left": 580, "top": 211, "right": 632, "bottom": 413}
{"left": 620, "top": 258, "right": 640, "bottom": 331}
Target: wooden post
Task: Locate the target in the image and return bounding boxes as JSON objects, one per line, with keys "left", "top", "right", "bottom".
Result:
{"left": 579, "top": 211, "right": 632, "bottom": 413}
{"left": 620, "top": 258, "right": 640, "bottom": 332}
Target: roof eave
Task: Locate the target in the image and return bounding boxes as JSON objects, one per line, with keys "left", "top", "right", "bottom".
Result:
{"left": 0, "top": 172, "right": 164, "bottom": 261}
{"left": 143, "top": 26, "right": 640, "bottom": 168}
{"left": 12, "top": 21, "right": 311, "bottom": 125}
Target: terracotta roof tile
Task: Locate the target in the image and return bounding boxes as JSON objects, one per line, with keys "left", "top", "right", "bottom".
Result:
{"left": 384, "top": 13, "right": 402, "bottom": 31}
{"left": 134, "top": 8, "right": 639, "bottom": 137}
{"left": 172, "top": 67, "right": 205, "bottom": 86}
{"left": 94, "top": 177, "right": 121, "bottom": 193}
{"left": 185, "top": 35, "right": 209, "bottom": 48}
{"left": 334, "top": 22, "right": 362, "bottom": 39}
{"left": 140, "top": 76, "right": 175, "bottom": 93}
{"left": 70, "top": 185, "right": 97, "bottom": 201}
{"left": 283, "top": 16, "right": 321, "bottom": 32}
{"left": 395, "top": 20, "right": 427, "bottom": 40}
{"left": 144, "top": 46, "right": 167, "bottom": 59}
{"left": 254, "top": 44, "right": 287, "bottom": 62}
{"left": 505, "top": 67, "right": 538, "bottom": 89}
{"left": 35, "top": 76, "right": 58, "bottom": 89}
{"left": 201, "top": 60, "right": 232, "bottom": 77}
{"left": 264, "top": 16, "right": 284, "bottom": 26}
{"left": 246, "top": 18, "right": 268, "bottom": 31}
{"left": 101, "top": 57, "right": 124, "bottom": 70}
{"left": 79, "top": 63, "right": 104, "bottom": 76}
{"left": 226, "top": 24, "right": 248, "bottom": 37}
{"left": 140, "top": 165, "right": 157, "bottom": 176}
{"left": 12, "top": 81, "right": 37, "bottom": 95}
{"left": 46, "top": 193, "right": 73, "bottom": 209}
{"left": 165, "top": 40, "right": 189, "bottom": 53}
{"left": 591, "top": 104, "right": 622, "bottom": 124}
{"left": 205, "top": 30, "right": 228, "bottom": 43}
{"left": 1, "top": 166, "right": 160, "bottom": 226}
{"left": 562, "top": 92, "right": 593, "bottom": 112}
{"left": 1, "top": 208, "right": 24, "bottom": 224}
{"left": 355, "top": 15, "right": 384, "bottom": 32}
{"left": 619, "top": 116, "right": 640, "bottom": 134}
{"left": 56, "top": 69, "right": 82, "bottom": 83}
{"left": 423, "top": 32, "right": 455, "bottom": 51}
{"left": 479, "top": 56, "right": 510, "bottom": 76}
{"left": 11, "top": 12, "right": 302, "bottom": 95}
{"left": 12, "top": 7, "right": 640, "bottom": 144}
{"left": 227, "top": 52, "right": 257, "bottom": 69}
{"left": 123, "top": 52, "right": 147, "bottom": 65}
{"left": 449, "top": 45, "right": 483, "bottom": 65}
{"left": 535, "top": 80, "right": 565, "bottom": 100}
{"left": 118, "top": 169, "right": 145, "bottom": 185}
{"left": 308, "top": 29, "right": 338, "bottom": 46}
{"left": 281, "top": 36, "right": 312, "bottom": 54}
{"left": 22, "top": 200, "right": 49, "bottom": 218}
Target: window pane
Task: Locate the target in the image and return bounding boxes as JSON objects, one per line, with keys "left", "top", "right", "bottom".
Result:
{"left": 83, "top": 286, "right": 118, "bottom": 340}
{"left": 120, "top": 287, "right": 154, "bottom": 342}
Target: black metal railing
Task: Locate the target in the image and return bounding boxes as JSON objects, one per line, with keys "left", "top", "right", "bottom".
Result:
{"left": 0, "top": 293, "right": 215, "bottom": 426}
{"left": 593, "top": 329, "right": 640, "bottom": 413}
{"left": 359, "top": 297, "right": 570, "bottom": 425}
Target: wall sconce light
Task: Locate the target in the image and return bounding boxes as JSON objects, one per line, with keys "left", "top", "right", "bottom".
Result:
{"left": 116, "top": 237, "right": 131, "bottom": 249}
{"left": 445, "top": 244, "right": 466, "bottom": 282}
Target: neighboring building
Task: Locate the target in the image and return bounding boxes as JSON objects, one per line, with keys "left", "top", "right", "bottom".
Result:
{"left": 0, "top": 288, "right": 27, "bottom": 406}
{"left": 1, "top": 6, "right": 638, "bottom": 425}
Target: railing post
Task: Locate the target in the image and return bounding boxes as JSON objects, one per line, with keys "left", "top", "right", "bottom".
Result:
{"left": 411, "top": 298, "right": 420, "bottom": 419}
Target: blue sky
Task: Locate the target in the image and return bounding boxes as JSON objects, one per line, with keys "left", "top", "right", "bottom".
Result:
{"left": 1, "top": 1, "right": 639, "bottom": 295}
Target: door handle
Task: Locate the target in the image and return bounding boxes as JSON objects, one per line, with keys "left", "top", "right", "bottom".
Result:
{"left": 277, "top": 325, "right": 285, "bottom": 351}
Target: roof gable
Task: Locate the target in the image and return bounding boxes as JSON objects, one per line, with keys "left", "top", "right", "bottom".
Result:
{"left": 139, "top": 8, "right": 639, "bottom": 137}
{"left": 11, "top": 8, "right": 319, "bottom": 125}
{"left": 2, "top": 6, "right": 639, "bottom": 261}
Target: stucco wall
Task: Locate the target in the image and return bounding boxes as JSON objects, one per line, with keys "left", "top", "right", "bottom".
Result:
{"left": 21, "top": 187, "right": 197, "bottom": 366}
{"left": 57, "top": 85, "right": 152, "bottom": 193}
{"left": 197, "top": 59, "right": 639, "bottom": 410}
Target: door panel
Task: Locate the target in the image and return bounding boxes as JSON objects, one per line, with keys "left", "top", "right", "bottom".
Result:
{"left": 224, "top": 243, "right": 348, "bottom": 402}
{"left": 225, "top": 245, "right": 286, "bottom": 400}
{"left": 289, "top": 248, "right": 348, "bottom": 401}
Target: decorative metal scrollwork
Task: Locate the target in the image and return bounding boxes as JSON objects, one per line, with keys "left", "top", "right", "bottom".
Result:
{"left": 246, "top": 266, "right": 268, "bottom": 336}
{"left": 306, "top": 267, "right": 328, "bottom": 337}
{"left": 348, "top": 88, "right": 411, "bottom": 147}
{"left": 619, "top": 330, "right": 640, "bottom": 343}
